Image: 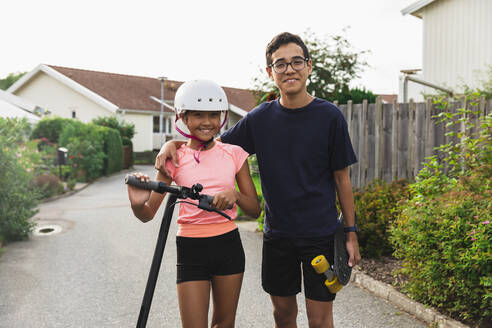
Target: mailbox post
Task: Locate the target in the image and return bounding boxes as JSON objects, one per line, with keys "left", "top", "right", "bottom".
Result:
{"left": 57, "top": 147, "right": 68, "bottom": 180}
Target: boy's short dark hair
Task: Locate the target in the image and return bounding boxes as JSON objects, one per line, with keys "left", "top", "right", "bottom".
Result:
{"left": 265, "top": 32, "right": 310, "bottom": 66}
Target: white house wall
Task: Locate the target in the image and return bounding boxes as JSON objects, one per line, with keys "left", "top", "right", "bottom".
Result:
{"left": 422, "top": 0, "right": 492, "bottom": 92}
{"left": 122, "top": 112, "right": 153, "bottom": 152}
{"left": 13, "top": 72, "right": 113, "bottom": 123}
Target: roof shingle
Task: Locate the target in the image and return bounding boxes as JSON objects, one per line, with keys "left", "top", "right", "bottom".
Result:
{"left": 48, "top": 65, "right": 257, "bottom": 113}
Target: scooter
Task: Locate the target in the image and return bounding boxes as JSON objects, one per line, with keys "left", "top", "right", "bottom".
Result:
{"left": 125, "top": 174, "right": 231, "bottom": 328}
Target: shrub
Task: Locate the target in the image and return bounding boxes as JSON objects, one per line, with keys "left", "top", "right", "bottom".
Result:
{"left": 335, "top": 86, "right": 377, "bottom": 104}
{"left": 0, "top": 118, "right": 39, "bottom": 241}
{"left": 0, "top": 117, "right": 32, "bottom": 144}
{"left": 390, "top": 107, "right": 492, "bottom": 324}
{"left": 32, "top": 173, "right": 63, "bottom": 199}
{"left": 92, "top": 116, "right": 135, "bottom": 139}
{"left": 98, "top": 126, "right": 123, "bottom": 175}
{"left": 59, "top": 121, "right": 106, "bottom": 181}
{"left": 31, "top": 117, "right": 74, "bottom": 143}
{"left": 353, "top": 179, "right": 411, "bottom": 258}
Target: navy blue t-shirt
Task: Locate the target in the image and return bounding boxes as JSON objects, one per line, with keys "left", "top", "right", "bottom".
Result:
{"left": 221, "top": 98, "right": 357, "bottom": 237}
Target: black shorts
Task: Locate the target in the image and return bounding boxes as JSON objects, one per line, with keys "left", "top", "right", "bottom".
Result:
{"left": 262, "top": 234, "right": 336, "bottom": 302}
{"left": 176, "top": 229, "right": 245, "bottom": 284}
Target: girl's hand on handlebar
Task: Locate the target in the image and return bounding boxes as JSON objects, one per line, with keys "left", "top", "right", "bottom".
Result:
{"left": 127, "top": 172, "right": 152, "bottom": 208}
{"left": 212, "top": 190, "right": 237, "bottom": 211}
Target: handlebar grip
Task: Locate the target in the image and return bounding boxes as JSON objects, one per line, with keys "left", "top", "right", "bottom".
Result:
{"left": 201, "top": 195, "right": 233, "bottom": 210}
{"left": 125, "top": 174, "right": 160, "bottom": 191}
{"left": 202, "top": 195, "right": 215, "bottom": 205}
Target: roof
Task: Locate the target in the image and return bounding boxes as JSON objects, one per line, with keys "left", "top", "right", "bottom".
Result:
{"left": 8, "top": 64, "right": 257, "bottom": 115}
{"left": 377, "top": 94, "right": 398, "bottom": 104}
{"left": 0, "top": 93, "right": 40, "bottom": 123}
{"left": 0, "top": 89, "right": 42, "bottom": 113}
{"left": 401, "top": 0, "right": 436, "bottom": 18}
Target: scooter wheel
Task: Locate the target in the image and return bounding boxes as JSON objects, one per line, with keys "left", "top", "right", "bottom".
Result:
{"left": 311, "top": 255, "right": 329, "bottom": 274}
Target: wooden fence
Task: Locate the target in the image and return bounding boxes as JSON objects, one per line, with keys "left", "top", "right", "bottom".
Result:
{"left": 337, "top": 96, "right": 492, "bottom": 189}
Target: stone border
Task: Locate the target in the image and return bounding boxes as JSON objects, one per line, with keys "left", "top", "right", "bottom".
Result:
{"left": 350, "top": 269, "right": 470, "bottom": 328}
{"left": 40, "top": 182, "right": 90, "bottom": 203}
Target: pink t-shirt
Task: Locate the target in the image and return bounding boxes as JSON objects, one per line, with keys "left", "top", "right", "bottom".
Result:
{"left": 165, "top": 141, "right": 249, "bottom": 237}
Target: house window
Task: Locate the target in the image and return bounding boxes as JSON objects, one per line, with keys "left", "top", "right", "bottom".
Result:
{"left": 72, "top": 111, "right": 76, "bottom": 118}
{"left": 167, "top": 118, "right": 173, "bottom": 134}
{"left": 153, "top": 116, "right": 159, "bottom": 133}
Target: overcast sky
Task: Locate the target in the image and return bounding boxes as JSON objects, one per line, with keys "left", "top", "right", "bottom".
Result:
{"left": 2, "top": 0, "right": 421, "bottom": 94}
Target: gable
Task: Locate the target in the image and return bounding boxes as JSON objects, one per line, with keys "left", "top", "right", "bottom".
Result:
{"left": 8, "top": 64, "right": 258, "bottom": 116}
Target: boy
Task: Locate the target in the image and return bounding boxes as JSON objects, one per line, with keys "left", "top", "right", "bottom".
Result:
{"left": 156, "top": 32, "right": 361, "bottom": 328}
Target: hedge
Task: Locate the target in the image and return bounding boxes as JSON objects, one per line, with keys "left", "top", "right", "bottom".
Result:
{"left": 100, "top": 126, "right": 123, "bottom": 175}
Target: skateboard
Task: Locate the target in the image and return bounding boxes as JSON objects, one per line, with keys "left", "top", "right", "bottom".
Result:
{"left": 311, "top": 213, "right": 353, "bottom": 293}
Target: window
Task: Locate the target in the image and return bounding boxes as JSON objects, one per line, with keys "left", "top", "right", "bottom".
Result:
{"left": 153, "top": 116, "right": 159, "bottom": 133}
{"left": 72, "top": 111, "right": 76, "bottom": 118}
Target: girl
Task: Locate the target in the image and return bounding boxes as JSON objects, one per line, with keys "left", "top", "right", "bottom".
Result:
{"left": 127, "top": 79, "right": 261, "bottom": 328}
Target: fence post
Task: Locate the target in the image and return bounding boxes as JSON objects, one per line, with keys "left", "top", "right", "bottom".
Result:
{"left": 374, "top": 96, "right": 382, "bottom": 180}
{"left": 460, "top": 96, "right": 467, "bottom": 137}
{"left": 391, "top": 99, "right": 398, "bottom": 180}
{"left": 408, "top": 99, "right": 416, "bottom": 179}
{"left": 347, "top": 100, "right": 353, "bottom": 183}
{"left": 359, "top": 99, "right": 368, "bottom": 187}
{"left": 425, "top": 98, "right": 433, "bottom": 158}
{"left": 346, "top": 100, "right": 352, "bottom": 137}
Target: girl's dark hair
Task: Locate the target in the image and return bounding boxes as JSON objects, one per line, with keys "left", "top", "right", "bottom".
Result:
{"left": 265, "top": 32, "right": 310, "bottom": 66}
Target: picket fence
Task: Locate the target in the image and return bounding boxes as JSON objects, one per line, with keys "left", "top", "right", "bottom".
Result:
{"left": 337, "top": 96, "right": 492, "bottom": 189}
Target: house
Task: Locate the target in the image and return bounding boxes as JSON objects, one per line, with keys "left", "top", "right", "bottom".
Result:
{"left": 6, "top": 65, "right": 257, "bottom": 151}
{"left": 400, "top": 0, "right": 492, "bottom": 101}
{"left": 0, "top": 89, "right": 42, "bottom": 124}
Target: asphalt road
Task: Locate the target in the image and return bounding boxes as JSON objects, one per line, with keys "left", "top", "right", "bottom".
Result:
{"left": 0, "top": 165, "right": 426, "bottom": 328}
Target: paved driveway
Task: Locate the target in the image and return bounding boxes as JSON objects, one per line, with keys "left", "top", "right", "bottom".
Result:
{"left": 0, "top": 165, "right": 425, "bottom": 327}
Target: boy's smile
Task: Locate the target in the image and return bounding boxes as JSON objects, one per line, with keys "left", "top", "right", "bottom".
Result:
{"left": 267, "top": 42, "right": 312, "bottom": 98}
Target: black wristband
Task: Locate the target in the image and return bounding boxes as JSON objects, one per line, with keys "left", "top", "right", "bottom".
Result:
{"left": 343, "top": 224, "right": 358, "bottom": 233}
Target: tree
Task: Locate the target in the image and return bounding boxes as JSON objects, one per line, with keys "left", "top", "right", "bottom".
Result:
{"left": 0, "top": 72, "right": 27, "bottom": 90}
{"left": 253, "top": 28, "right": 374, "bottom": 104}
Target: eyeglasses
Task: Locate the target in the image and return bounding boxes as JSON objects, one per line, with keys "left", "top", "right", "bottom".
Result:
{"left": 269, "top": 57, "right": 309, "bottom": 74}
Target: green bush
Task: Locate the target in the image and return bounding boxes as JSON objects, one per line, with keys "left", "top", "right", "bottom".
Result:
{"left": 99, "top": 126, "right": 123, "bottom": 175}
{"left": 32, "top": 173, "right": 63, "bottom": 199}
{"left": 92, "top": 116, "right": 135, "bottom": 139}
{"left": 0, "top": 118, "right": 39, "bottom": 242}
{"left": 59, "top": 121, "right": 106, "bottom": 181}
{"left": 335, "top": 86, "right": 377, "bottom": 104}
{"left": 31, "top": 117, "right": 74, "bottom": 143}
{"left": 353, "top": 179, "right": 411, "bottom": 258}
{"left": 390, "top": 108, "right": 492, "bottom": 324}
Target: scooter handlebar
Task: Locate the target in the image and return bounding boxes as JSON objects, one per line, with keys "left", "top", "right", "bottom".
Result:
{"left": 125, "top": 174, "right": 232, "bottom": 220}
{"left": 125, "top": 174, "right": 161, "bottom": 191}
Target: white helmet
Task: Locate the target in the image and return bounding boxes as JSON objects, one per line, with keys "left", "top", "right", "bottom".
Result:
{"left": 174, "top": 79, "right": 228, "bottom": 115}
{"left": 173, "top": 79, "right": 229, "bottom": 146}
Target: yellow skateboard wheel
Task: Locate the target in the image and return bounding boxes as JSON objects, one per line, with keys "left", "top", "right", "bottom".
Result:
{"left": 311, "top": 255, "right": 329, "bottom": 274}
{"left": 325, "top": 276, "right": 343, "bottom": 293}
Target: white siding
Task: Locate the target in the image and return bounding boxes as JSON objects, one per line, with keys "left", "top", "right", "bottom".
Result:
{"left": 14, "top": 72, "right": 112, "bottom": 122}
{"left": 123, "top": 112, "right": 153, "bottom": 152}
{"left": 422, "top": 0, "right": 492, "bottom": 92}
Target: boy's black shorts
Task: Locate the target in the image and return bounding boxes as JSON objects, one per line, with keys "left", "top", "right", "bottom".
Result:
{"left": 176, "top": 228, "right": 245, "bottom": 284}
{"left": 262, "top": 234, "right": 336, "bottom": 302}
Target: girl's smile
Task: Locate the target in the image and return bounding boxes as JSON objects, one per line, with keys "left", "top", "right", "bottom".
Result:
{"left": 182, "top": 110, "right": 222, "bottom": 149}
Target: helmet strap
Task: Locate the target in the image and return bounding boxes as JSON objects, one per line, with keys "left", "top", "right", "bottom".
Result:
{"left": 174, "top": 111, "right": 228, "bottom": 163}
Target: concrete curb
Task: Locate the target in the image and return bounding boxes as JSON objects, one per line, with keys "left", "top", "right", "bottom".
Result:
{"left": 40, "top": 182, "right": 90, "bottom": 204}
{"left": 39, "top": 167, "right": 136, "bottom": 204}
{"left": 350, "top": 269, "right": 469, "bottom": 328}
